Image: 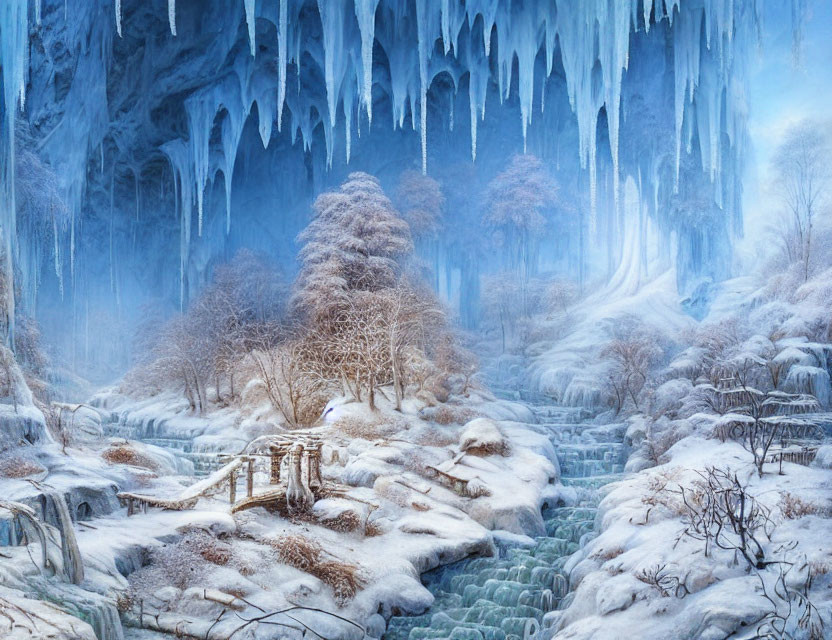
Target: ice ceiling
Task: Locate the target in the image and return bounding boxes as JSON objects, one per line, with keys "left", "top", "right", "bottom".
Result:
{"left": 0, "top": 0, "right": 793, "bottom": 376}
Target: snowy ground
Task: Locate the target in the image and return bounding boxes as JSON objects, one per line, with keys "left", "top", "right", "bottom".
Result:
{"left": 534, "top": 267, "right": 832, "bottom": 639}
{"left": 547, "top": 438, "right": 832, "bottom": 639}
{"left": 2, "top": 385, "right": 562, "bottom": 639}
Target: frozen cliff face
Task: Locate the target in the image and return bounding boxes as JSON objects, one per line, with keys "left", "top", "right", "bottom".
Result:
{"left": 0, "top": 0, "right": 798, "bottom": 371}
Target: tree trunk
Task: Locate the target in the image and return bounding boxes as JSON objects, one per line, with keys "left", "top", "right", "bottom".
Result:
{"left": 391, "top": 335, "right": 402, "bottom": 411}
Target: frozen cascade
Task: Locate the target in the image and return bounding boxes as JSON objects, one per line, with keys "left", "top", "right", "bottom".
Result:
{"left": 115, "top": 0, "right": 122, "bottom": 37}
{"left": 0, "top": 0, "right": 29, "bottom": 343}
{"left": 386, "top": 401, "right": 628, "bottom": 640}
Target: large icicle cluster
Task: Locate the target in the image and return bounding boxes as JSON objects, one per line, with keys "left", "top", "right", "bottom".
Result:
{"left": 147, "top": 0, "right": 759, "bottom": 251}
{"left": 0, "top": 0, "right": 31, "bottom": 343}
{"left": 0, "top": 0, "right": 774, "bottom": 331}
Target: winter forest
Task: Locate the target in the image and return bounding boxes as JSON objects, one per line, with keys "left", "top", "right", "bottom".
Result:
{"left": 0, "top": 0, "right": 831, "bottom": 638}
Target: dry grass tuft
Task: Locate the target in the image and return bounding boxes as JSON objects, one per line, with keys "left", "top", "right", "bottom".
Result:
{"left": 0, "top": 456, "right": 46, "bottom": 478}
{"left": 431, "top": 405, "right": 481, "bottom": 426}
{"left": 102, "top": 444, "right": 159, "bottom": 471}
{"left": 270, "top": 534, "right": 365, "bottom": 605}
{"left": 465, "top": 441, "right": 509, "bottom": 457}
{"left": 271, "top": 534, "right": 322, "bottom": 571}
{"left": 115, "top": 592, "right": 133, "bottom": 613}
{"left": 411, "top": 426, "right": 458, "bottom": 448}
{"left": 318, "top": 510, "right": 362, "bottom": 533}
{"left": 778, "top": 492, "right": 824, "bottom": 520}
{"left": 364, "top": 521, "right": 383, "bottom": 537}
{"left": 314, "top": 560, "right": 364, "bottom": 604}
{"left": 809, "top": 561, "right": 831, "bottom": 578}
{"left": 333, "top": 414, "right": 403, "bottom": 440}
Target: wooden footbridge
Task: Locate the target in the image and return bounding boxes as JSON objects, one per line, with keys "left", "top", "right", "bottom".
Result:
{"left": 118, "top": 432, "right": 330, "bottom": 516}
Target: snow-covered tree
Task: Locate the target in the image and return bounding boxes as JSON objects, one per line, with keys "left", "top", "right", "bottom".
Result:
{"left": 601, "top": 318, "right": 663, "bottom": 414}
{"left": 485, "top": 154, "right": 558, "bottom": 282}
{"left": 246, "top": 328, "right": 327, "bottom": 428}
{"left": 480, "top": 272, "right": 523, "bottom": 353}
{"left": 292, "top": 172, "right": 413, "bottom": 328}
{"left": 773, "top": 120, "right": 830, "bottom": 281}
{"left": 699, "top": 351, "right": 822, "bottom": 477}
{"left": 192, "top": 249, "right": 286, "bottom": 400}
{"left": 396, "top": 169, "right": 444, "bottom": 239}
{"left": 546, "top": 278, "right": 579, "bottom": 315}
{"left": 485, "top": 155, "right": 559, "bottom": 318}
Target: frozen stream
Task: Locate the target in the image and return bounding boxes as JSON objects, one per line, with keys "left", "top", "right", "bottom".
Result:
{"left": 103, "top": 415, "right": 226, "bottom": 476}
{"left": 385, "top": 404, "right": 628, "bottom": 640}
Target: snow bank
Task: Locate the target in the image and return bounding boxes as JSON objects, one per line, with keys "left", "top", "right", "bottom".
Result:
{"left": 549, "top": 438, "right": 832, "bottom": 639}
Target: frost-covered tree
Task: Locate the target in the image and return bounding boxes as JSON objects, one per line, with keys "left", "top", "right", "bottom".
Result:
{"left": 396, "top": 170, "right": 444, "bottom": 288}
{"left": 246, "top": 328, "right": 327, "bottom": 428}
{"left": 601, "top": 318, "right": 663, "bottom": 414}
{"left": 485, "top": 154, "right": 558, "bottom": 315}
{"left": 774, "top": 120, "right": 830, "bottom": 281}
{"left": 127, "top": 251, "right": 285, "bottom": 410}
{"left": 192, "top": 250, "right": 286, "bottom": 400}
{"left": 546, "top": 278, "right": 579, "bottom": 315}
{"left": 292, "top": 172, "right": 413, "bottom": 327}
{"left": 396, "top": 170, "right": 444, "bottom": 239}
{"left": 481, "top": 272, "right": 523, "bottom": 353}
{"left": 375, "top": 283, "right": 444, "bottom": 410}
{"left": 153, "top": 314, "right": 213, "bottom": 414}
{"left": 433, "top": 331, "right": 478, "bottom": 397}
{"left": 699, "top": 352, "right": 823, "bottom": 477}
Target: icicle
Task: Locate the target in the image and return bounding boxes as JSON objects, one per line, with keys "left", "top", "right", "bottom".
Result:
{"left": 317, "top": 0, "right": 347, "bottom": 132}
{"left": 115, "top": 0, "right": 122, "bottom": 37}
{"left": 464, "top": 33, "right": 488, "bottom": 162}
{"left": 673, "top": 9, "right": 702, "bottom": 189}
{"left": 343, "top": 77, "right": 355, "bottom": 163}
{"left": 415, "top": 0, "right": 439, "bottom": 173}
{"left": 109, "top": 172, "right": 115, "bottom": 294}
{"left": 245, "top": 0, "right": 256, "bottom": 56}
{"left": 0, "top": 0, "right": 28, "bottom": 345}
{"left": 448, "top": 91, "right": 454, "bottom": 131}
{"left": 354, "top": 0, "right": 381, "bottom": 124}
{"left": 35, "top": 0, "right": 42, "bottom": 26}
{"left": 277, "top": 0, "right": 288, "bottom": 131}
{"left": 255, "top": 94, "right": 275, "bottom": 148}
{"left": 185, "top": 94, "right": 216, "bottom": 236}
{"left": 220, "top": 89, "right": 246, "bottom": 233}
{"left": 168, "top": 0, "right": 177, "bottom": 36}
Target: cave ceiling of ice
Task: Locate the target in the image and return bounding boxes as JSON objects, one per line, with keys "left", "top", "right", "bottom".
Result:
{"left": 0, "top": 0, "right": 800, "bottom": 376}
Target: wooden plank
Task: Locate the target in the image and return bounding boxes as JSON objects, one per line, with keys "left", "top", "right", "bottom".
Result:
{"left": 230, "top": 487, "right": 285, "bottom": 514}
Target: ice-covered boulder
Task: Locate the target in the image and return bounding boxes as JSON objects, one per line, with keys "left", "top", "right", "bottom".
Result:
{"left": 459, "top": 418, "right": 507, "bottom": 456}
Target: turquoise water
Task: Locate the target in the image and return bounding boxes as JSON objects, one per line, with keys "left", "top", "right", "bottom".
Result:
{"left": 384, "top": 407, "right": 627, "bottom": 640}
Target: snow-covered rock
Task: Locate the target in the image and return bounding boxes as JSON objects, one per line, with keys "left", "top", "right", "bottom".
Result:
{"left": 459, "top": 418, "right": 507, "bottom": 456}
